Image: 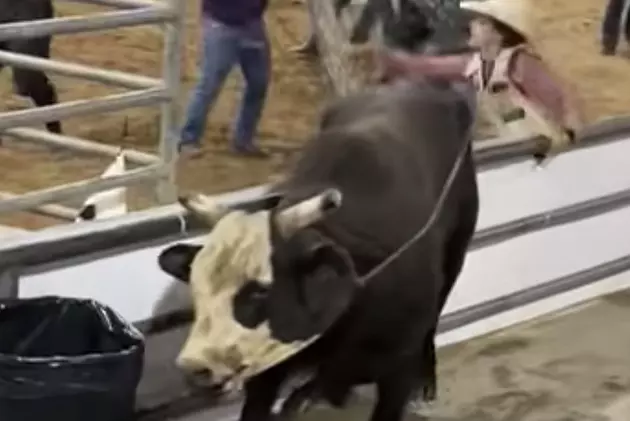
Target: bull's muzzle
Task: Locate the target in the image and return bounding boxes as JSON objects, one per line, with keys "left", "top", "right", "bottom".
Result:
{"left": 181, "top": 367, "right": 216, "bottom": 389}
{"left": 180, "top": 365, "right": 246, "bottom": 393}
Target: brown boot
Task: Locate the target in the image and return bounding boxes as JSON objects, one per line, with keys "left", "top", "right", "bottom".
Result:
{"left": 231, "top": 144, "right": 270, "bottom": 159}
{"left": 602, "top": 36, "right": 617, "bottom": 55}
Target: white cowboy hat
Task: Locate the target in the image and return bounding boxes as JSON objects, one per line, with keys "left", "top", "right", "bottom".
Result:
{"left": 460, "top": 0, "right": 530, "bottom": 42}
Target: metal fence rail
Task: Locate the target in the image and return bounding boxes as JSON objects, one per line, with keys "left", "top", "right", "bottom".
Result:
{"left": 2, "top": 115, "right": 630, "bottom": 268}
{"left": 4, "top": 127, "right": 160, "bottom": 165}
{"left": 0, "top": 164, "right": 166, "bottom": 216}
{"left": 0, "top": 50, "right": 161, "bottom": 89}
{"left": 0, "top": 7, "right": 175, "bottom": 42}
{"left": 0, "top": 192, "right": 77, "bottom": 221}
{"left": 0, "top": 88, "right": 168, "bottom": 130}
{"left": 0, "top": 0, "right": 184, "bottom": 219}
{"left": 75, "top": 0, "right": 158, "bottom": 8}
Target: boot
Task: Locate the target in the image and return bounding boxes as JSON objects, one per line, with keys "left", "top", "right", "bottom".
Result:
{"left": 602, "top": 35, "right": 617, "bottom": 55}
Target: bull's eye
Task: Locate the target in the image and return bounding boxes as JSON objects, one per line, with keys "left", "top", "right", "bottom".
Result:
{"left": 232, "top": 280, "right": 270, "bottom": 329}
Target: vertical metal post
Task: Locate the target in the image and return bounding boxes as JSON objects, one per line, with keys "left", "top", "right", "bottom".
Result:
{"left": 156, "top": 0, "right": 185, "bottom": 204}
{"left": 0, "top": 267, "right": 20, "bottom": 299}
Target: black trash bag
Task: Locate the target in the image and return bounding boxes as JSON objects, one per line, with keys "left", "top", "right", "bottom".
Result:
{"left": 0, "top": 296, "right": 145, "bottom": 421}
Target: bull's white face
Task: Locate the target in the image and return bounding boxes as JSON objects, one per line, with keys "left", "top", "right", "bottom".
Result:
{"left": 158, "top": 190, "right": 357, "bottom": 392}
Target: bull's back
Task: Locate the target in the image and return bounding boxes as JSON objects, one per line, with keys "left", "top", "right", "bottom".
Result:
{"left": 287, "top": 82, "right": 474, "bottom": 251}
{"left": 283, "top": 83, "right": 478, "bottom": 385}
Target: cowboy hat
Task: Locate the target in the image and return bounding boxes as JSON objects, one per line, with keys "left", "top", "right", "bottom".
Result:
{"left": 460, "top": 0, "right": 530, "bottom": 42}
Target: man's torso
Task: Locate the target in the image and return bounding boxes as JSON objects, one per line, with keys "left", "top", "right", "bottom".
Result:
{"left": 202, "top": 0, "right": 268, "bottom": 27}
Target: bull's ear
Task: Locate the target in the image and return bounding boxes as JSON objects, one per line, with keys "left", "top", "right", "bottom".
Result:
{"left": 158, "top": 243, "right": 203, "bottom": 283}
{"left": 268, "top": 241, "right": 358, "bottom": 343}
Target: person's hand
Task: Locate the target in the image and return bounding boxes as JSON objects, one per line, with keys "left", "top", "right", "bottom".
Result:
{"left": 378, "top": 49, "right": 407, "bottom": 69}
{"left": 374, "top": 48, "right": 412, "bottom": 82}
{"left": 350, "top": 44, "right": 388, "bottom": 85}
{"left": 564, "top": 112, "right": 584, "bottom": 145}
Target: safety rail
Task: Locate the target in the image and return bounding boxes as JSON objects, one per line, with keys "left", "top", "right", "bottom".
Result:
{"left": 0, "top": 115, "right": 629, "bottom": 270}
{"left": 0, "top": 0, "right": 184, "bottom": 219}
{"left": 0, "top": 192, "right": 78, "bottom": 221}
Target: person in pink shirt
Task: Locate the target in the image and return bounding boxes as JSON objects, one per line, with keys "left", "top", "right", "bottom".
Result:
{"left": 378, "top": 0, "right": 584, "bottom": 162}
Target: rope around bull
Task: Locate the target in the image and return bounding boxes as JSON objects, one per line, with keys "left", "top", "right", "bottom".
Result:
{"left": 276, "top": 130, "right": 473, "bottom": 417}
{"left": 355, "top": 133, "right": 471, "bottom": 287}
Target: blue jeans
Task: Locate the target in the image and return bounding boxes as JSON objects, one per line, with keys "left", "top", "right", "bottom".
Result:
{"left": 179, "top": 17, "right": 270, "bottom": 149}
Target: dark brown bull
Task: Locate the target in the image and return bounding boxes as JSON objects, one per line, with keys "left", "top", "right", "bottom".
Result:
{"left": 159, "top": 79, "right": 479, "bottom": 421}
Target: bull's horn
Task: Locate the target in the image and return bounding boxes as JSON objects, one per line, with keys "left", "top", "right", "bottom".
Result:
{"left": 275, "top": 188, "right": 343, "bottom": 237}
{"left": 178, "top": 194, "right": 229, "bottom": 225}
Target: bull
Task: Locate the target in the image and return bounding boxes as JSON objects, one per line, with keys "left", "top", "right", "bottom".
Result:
{"left": 158, "top": 79, "right": 479, "bottom": 421}
{"left": 1, "top": 0, "right": 61, "bottom": 134}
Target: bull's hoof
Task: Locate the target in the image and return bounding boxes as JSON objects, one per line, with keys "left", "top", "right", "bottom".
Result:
{"left": 279, "top": 381, "right": 319, "bottom": 419}
{"left": 409, "top": 383, "right": 437, "bottom": 406}
{"left": 422, "top": 383, "right": 437, "bottom": 402}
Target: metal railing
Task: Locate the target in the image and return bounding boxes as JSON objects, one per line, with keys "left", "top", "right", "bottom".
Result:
{"left": 2, "top": 115, "right": 630, "bottom": 267}
{"left": 0, "top": 0, "right": 185, "bottom": 219}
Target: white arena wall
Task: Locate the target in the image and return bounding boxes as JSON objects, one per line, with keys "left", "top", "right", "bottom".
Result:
{"left": 15, "top": 135, "right": 630, "bottom": 348}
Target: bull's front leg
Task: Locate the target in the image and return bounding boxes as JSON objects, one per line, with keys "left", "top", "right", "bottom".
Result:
{"left": 239, "top": 364, "right": 290, "bottom": 421}
{"left": 416, "top": 328, "right": 437, "bottom": 402}
{"left": 370, "top": 364, "right": 416, "bottom": 421}
{"left": 278, "top": 378, "right": 320, "bottom": 419}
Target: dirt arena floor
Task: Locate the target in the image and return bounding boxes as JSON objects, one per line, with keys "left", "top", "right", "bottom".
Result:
{"left": 2, "top": 0, "right": 630, "bottom": 230}
{"left": 136, "top": 288, "right": 630, "bottom": 421}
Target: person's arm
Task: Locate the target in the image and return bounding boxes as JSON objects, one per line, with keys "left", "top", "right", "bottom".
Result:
{"left": 510, "top": 52, "right": 585, "bottom": 136}
{"left": 378, "top": 50, "right": 472, "bottom": 82}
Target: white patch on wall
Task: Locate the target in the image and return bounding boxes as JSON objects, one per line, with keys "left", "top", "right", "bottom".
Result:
{"left": 76, "top": 151, "right": 128, "bottom": 222}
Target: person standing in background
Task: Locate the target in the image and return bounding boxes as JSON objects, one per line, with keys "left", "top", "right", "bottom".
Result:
{"left": 178, "top": 0, "right": 270, "bottom": 158}
{"left": 3, "top": 0, "right": 61, "bottom": 134}
{"left": 601, "top": 0, "right": 630, "bottom": 55}
{"left": 378, "top": 0, "right": 584, "bottom": 163}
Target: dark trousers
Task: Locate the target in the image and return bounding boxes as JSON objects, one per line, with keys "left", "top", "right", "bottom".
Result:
{"left": 179, "top": 17, "right": 270, "bottom": 149}
{"left": 602, "top": 0, "right": 630, "bottom": 52}
{"left": 0, "top": 37, "right": 61, "bottom": 134}
{"left": 0, "top": 0, "right": 61, "bottom": 134}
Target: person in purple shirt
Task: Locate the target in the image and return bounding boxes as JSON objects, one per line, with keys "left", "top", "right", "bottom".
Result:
{"left": 178, "top": 0, "right": 270, "bottom": 158}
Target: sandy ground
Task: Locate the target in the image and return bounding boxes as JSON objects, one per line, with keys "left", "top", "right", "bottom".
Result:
{"left": 3, "top": 0, "right": 630, "bottom": 230}
{"left": 136, "top": 289, "right": 630, "bottom": 421}
{"left": 424, "top": 290, "right": 630, "bottom": 420}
